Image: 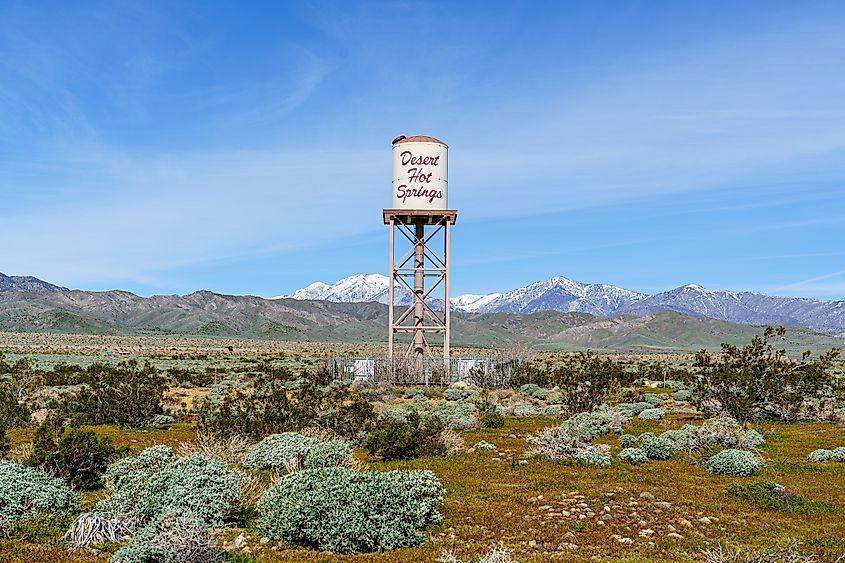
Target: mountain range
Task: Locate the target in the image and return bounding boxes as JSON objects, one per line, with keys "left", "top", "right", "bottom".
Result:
{"left": 0, "top": 272, "right": 68, "bottom": 293}
{"left": 0, "top": 271, "right": 843, "bottom": 352}
{"left": 282, "top": 274, "right": 845, "bottom": 336}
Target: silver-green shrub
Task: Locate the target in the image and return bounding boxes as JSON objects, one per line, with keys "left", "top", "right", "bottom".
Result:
{"left": 443, "top": 388, "right": 474, "bottom": 402}
{"left": 518, "top": 384, "right": 548, "bottom": 400}
{"left": 808, "top": 449, "right": 833, "bottom": 462}
{"left": 377, "top": 405, "right": 417, "bottom": 423}
{"left": 658, "top": 429, "right": 691, "bottom": 450}
{"left": 619, "top": 434, "right": 637, "bottom": 448}
{"left": 574, "top": 445, "right": 612, "bottom": 467}
{"left": 617, "top": 447, "right": 648, "bottom": 464}
{"left": 683, "top": 417, "right": 764, "bottom": 452}
{"left": 740, "top": 429, "right": 766, "bottom": 449}
{"left": 133, "top": 455, "right": 241, "bottom": 527}
{"left": 561, "top": 410, "right": 624, "bottom": 441}
{"left": 640, "top": 435, "right": 677, "bottom": 460}
{"left": 706, "top": 449, "right": 763, "bottom": 476}
{"left": 429, "top": 402, "right": 478, "bottom": 430}
{"left": 638, "top": 407, "right": 666, "bottom": 420}
{"left": 616, "top": 402, "right": 654, "bottom": 417}
{"left": 642, "top": 393, "right": 668, "bottom": 406}
{"left": 110, "top": 510, "right": 218, "bottom": 563}
{"left": 143, "top": 414, "right": 176, "bottom": 427}
{"left": 808, "top": 447, "right": 845, "bottom": 462}
{"left": 96, "top": 445, "right": 175, "bottom": 517}
{"left": 673, "top": 390, "right": 692, "bottom": 402}
{"left": 241, "top": 432, "right": 353, "bottom": 471}
{"left": 527, "top": 409, "right": 625, "bottom": 462}
{"left": 527, "top": 425, "right": 581, "bottom": 460}
{"left": 0, "top": 460, "right": 78, "bottom": 523}
{"left": 257, "top": 467, "right": 444, "bottom": 553}
{"left": 473, "top": 440, "right": 496, "bottom": 451}
{"left": 543, "top": 405, "right": 565, "bottom": 416}
{"left": 512, "top": 404, "right": 539, "bottom": 417}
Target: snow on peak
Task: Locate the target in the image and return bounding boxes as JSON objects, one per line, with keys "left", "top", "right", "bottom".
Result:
{"left": 280, "top": 274, "right": 390, "bottom": 303}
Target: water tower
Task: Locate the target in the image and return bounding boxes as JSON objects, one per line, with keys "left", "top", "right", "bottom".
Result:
{"left": 384, "top": 135, "right": 457, "bottom": 372}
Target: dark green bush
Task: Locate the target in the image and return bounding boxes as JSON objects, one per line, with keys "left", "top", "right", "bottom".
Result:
{"left": 726, "top": 481, "right": 843, "bottom": 515}
{"left": 362, "top": 411, "right": 447, "bottom": 460}
{"left": 694, "top": 327, "right": 843, "bottom": 422}
{"left": 0, "top": 382, "right": 32, "bottom": 429}
{"left": 475, "top": 391, "right": 505, "bottom": 428}
{"left": 56, "top": 360, "right": 168, "bottom": 427}
{"left": 196, "top": 371, "right": 375, "bottom": 440}
{"left": 479, "top": 410, "right": 505, "bottom": 429}
{"left": 25, "top": 419, "right": 126, "bottom": 490}
{"left": 511, "top": 352, "right": 636, "bottom": 414}
{"left": 0, "top": 422, "right": 9, "bottom": 458}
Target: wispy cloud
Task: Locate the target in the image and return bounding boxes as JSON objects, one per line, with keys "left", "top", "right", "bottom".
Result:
{"left": 2, "top": 3, "right": 845, "bottom": 298}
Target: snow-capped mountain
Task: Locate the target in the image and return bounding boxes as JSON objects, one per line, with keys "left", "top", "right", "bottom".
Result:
{"left": 278, "top": 274, "right": 391, "bottom": 303}
{"left": 451, "top": 293, "right": 504, "bottom": 312}
{"left": 279, "top": 274, "right": 644, "bottom": 316}
{"left": 463, "top": 277, "right": 646, "bottom": 316}
{"left": 282, "top": 274, "right": 845, "bottom": 334}
{"left": 619, "top": 284, "right": 845, "bottom": 334}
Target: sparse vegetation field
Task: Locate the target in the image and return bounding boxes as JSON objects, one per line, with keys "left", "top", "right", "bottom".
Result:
{"left": 0, "top": 330, "right": 842, "bottom": 562}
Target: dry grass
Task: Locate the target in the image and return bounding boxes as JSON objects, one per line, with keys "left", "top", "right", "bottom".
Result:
{"left": 176, "top": 430, "right": 251, "bottom": 465}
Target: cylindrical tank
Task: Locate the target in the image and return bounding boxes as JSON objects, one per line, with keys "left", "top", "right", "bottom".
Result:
{"left": 391, "top": 135, "right": 448, "bottom": 210}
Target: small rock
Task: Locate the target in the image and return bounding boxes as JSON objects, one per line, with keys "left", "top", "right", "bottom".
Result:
{"left": 539, "top": 505, "right": 552, "bottom": 511}
{"left": 518, "top": 459, "right": 529, "bottom": 466}
{"left": 233, "top": 534, "right": 246, "bottom": 548}
{"left": 667, "top": 524, "right": 676, "bottom": 532}
{"left": 699, "top": 517, "right": 712, "bottom": 525}
{"left": 679, "top": 518, "right": 693, "bottom": 528}
{"left": 528, "top": 540, "right": 538, "bottom": 548}
{"left": 618, "top": 537, "right": 634, "bottom": 544}
{"left": 639, "top": 492, "right": 654, "bottom": 500}
{"left": 260, "top": 537, "right": 270, "bottom": 544}
{"left": 667, "top": 532, "right": 684, "bottom": 540}
{"left": 638, "top": 529, "right": 654, "bottom": 538}
{"left": 654, "top": 501, "right": 672, "bottom": 509}
{"left": 560, "top": 542, "right": 578, "bottom": 550}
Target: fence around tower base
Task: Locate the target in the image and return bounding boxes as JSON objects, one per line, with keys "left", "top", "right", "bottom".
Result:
{"left": 329, "top": 355, "right": 520, "bottom": 388}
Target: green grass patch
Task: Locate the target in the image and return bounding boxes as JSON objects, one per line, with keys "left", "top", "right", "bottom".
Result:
{"left": 2, "top": 512, "right": 75, "bottom": 545}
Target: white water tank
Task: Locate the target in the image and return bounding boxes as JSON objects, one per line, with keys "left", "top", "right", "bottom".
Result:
{"left": 391, "top": 135, "right": 448, "bottom": 210}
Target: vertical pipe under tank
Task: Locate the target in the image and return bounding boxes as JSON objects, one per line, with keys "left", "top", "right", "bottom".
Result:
{"left": 414, "top": 219, "right": 425, "bottom": 362}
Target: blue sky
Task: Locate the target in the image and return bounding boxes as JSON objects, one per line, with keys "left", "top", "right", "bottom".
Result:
{"left": 1, "top": 1, "right": 845, "bottom": 299}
